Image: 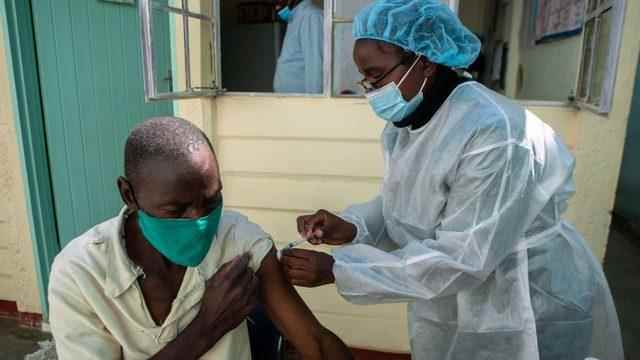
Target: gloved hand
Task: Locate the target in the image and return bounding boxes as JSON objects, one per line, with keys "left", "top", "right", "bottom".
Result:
{"left": 280, "top": 249, "right": 335, "bottom": 287}
{"left": 296, "top": 210, "right": 357, "bottom": 245}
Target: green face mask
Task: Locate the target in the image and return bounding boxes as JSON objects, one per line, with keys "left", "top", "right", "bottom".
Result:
{"left": 136, "top": 203, "right": 223, "bottom": 267}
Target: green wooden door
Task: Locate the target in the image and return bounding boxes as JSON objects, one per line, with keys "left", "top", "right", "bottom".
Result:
{"left": 31, "top": 0, "right": 173, "bottom": 248}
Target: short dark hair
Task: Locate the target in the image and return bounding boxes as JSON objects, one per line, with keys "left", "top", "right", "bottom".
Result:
{"left": 124, "top": 117, "right": 213, "bottom": 182}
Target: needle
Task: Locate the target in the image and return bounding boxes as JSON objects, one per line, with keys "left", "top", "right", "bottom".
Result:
{"left": 277, "top": 238, "right": 308, "bottom": 260}
{"left": 285, "top": 238, "right": 307, "bottom": 250}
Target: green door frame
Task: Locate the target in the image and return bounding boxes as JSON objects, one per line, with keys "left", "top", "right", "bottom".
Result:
{"left": 2, "top": 0, "right": 61, "bottom": 318}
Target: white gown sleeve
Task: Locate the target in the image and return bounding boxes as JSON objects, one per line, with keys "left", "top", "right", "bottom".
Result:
{"left": 339, "top": 195, "right": 398, "bottom": 252}
{"left": 332, "top": 130, "right": 558, "bottom": 304}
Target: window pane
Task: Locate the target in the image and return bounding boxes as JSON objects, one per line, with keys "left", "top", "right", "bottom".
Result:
{"left": 589, "top": 9, "right": 612, "bottom": 105}
{"left": 333, "top": 22, "right": 363, "bottom": 96}
{"left": 187, "top": 16, "right": 217, "bottom": 90}
{"left": 167, "top": 0, "right": 214, "bottom": 17}
{"left": 334, "top": 0, "right": 373, "bottom": 19}
{"left": 152, "top": 8, "right": 187, "bottom": 94}
{"left": 577, "top": 19, "right": 595, "bottom": 99}
{"left": 588, "top": 0, "right": 598, "bottom": 13}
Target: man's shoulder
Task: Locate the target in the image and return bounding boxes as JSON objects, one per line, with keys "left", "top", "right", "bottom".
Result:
{"left": 50, "top": 216, "right": 121, "bottom": 283}
{"left": 215, "top": 210, "right": 273, "bottom": 272}
{"left": 218, "top": 210, "right": 268, "bottom": 242}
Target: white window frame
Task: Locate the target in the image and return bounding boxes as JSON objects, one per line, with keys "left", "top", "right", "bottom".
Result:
{"left": 576, "top": 0, "right": 626, "bottom": 114}
{"left": 139, "top": 0, "right": 222, "bottom": 101}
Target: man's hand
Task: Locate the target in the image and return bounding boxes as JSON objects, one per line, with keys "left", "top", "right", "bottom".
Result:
{"left": 280, "top": 249, "right": 335, "bottom": 287}
{"left": 197, "top": 254, "right": 259, "bottom": 345}
{"left": 151, "top": 254, "right": 258, "bottom": 360}
{"left": 297, "top": 210, "right": 357, "bottom": 245}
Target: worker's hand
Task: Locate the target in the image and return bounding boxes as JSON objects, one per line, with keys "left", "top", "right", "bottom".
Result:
{"left": 297, "top": 210, "right": 357, "bottom": 245}
{"left": 281, "top": 249, "right": 335, "bottom": 287}
{"left": 197, "top": 254, "right": 258, "bottom": 344}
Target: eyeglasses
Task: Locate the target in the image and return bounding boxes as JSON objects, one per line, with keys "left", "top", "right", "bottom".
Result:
{"left": 357, "top": 54, "right": 416, "bottom": 93}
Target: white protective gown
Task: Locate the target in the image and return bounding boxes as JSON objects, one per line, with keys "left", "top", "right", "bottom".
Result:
{"left": 273, "top": 0, "right": 323, "bottom": 94}
{"left": 333, "top": 82, "right": 624, "bottom": 360}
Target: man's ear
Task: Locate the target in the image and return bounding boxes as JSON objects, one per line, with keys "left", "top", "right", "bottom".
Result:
{"left": 117, "top": 177, "right": 138, "bottom": 210}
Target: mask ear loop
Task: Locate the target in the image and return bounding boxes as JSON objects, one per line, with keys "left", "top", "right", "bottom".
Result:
{"left": 417, "top": 75, "right": 429, "bottom": 95}
{"left": 397, "top": 55, "right": 423, "bottom": 87}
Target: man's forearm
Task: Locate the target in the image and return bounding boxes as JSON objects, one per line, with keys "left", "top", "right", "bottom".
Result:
{"left": 149, "top": 316, "right": 224, "bottom": 360}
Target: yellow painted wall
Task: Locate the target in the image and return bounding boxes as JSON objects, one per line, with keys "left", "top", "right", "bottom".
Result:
{"left": 0, "top": 21, "right": 42, "bottom": 314}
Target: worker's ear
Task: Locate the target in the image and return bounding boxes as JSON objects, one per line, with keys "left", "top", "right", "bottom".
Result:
{"left": 117, "top": 177, "right": 139, "bottom": 210}
{"left": 421, "top": 59, "right": 438, "bottom": 79}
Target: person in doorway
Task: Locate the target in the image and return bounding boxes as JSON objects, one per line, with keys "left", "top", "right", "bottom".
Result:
{"left": 280, "top": 1, "right": 624, "bottom": 359}
{"left": 273, "top": 0, "right": 323, "bottom": 94}
{"left": 48, "top": 117, "right": 352, "bottom": 360}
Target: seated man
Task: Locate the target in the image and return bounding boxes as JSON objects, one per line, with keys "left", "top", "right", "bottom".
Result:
{"left": 48, "top": 117, "right": 352, "bottom": 360}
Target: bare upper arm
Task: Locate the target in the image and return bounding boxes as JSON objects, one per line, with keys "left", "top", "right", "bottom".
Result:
{"left": 257, "top": 247, "right": 324, "bottom": 357}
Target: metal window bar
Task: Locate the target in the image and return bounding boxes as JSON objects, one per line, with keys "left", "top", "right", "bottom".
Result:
{"left": 578, "top": 0, "right": 613, "bottom": 102}
{"left": 580, "top": 17, "right": 600, "bottom": 103}
{"left": 151, "top": 3, "right": 215, "bottom": 21}
{"left": 182, "top": 0, "right": 192, "bottom": 91}
{"left": 323, "top": 0, "right": 335, "bottom": 97}
{"left": 585, "top": 1, "right": 614, "bottom": 21}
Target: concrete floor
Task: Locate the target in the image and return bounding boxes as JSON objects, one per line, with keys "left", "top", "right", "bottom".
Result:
{"left": 0, "top": 221, "right": 638, "bottom": 360}
{"left": 0, "top": 317, "right": 51, "bottom": 360}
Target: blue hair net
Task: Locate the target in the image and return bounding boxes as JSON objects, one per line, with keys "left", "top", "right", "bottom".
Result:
{"left": 353, "top": 0, "right": 481, "bottom": 69}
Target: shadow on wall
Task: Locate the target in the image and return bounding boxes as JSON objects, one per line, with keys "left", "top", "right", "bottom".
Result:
{"left": 613, "top": 59, "right": 640, "bottom": 225}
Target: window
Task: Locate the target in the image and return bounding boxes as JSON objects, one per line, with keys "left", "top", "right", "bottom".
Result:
{"left": 140, "top": 0, "right": 622, "bottom": 107}
{"left": 576, "top": 0, "right": 626, "bottom": 113}
{"left": 140, "top": 0, "right": 461, "bottom": 100}
{"left": 139, "top": 0, "right": 220, "bottom": 100}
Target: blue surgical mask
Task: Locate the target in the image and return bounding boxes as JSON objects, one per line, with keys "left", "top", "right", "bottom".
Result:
{"left": 366, "top": 56, "right": 428, "bottom": 123}
{"left": 277, "top": 6, "right": 292, "bottom": 22}
{"left": 137, "top": 203, "right": 223, "bottom": 267}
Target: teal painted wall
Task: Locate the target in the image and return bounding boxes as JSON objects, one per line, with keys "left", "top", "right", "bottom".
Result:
{"left": 31, "top": 0, "right": 173, "bottom": 248}
{"left": 615, "top": 59, "right": 640, "bottom": 222}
